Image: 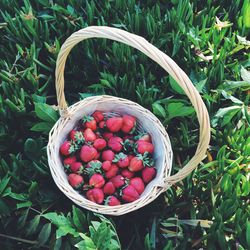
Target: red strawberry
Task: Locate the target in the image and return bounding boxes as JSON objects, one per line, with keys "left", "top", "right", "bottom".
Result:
{"left": 128, "top": 155, "right": 134, "bottom": 161}
{"left": 103, "top": 132, "right": 113, "bottom": 140}
{"left": 102, "top": 150, "right": 115, "bottom": 161}
{"left": 94, "top": 151, "right": 101, "bottom": 160}
{"left": 105, "top": 164, "right": 119, "bottom": 179}
{"left": 70, "top": 162, "right": 84, "bottom": 173}
{"left": 83, "top": 128, "right": 96, "bottom": 142}
{"left": 60, "top": 141, "right": 75, "bottom": 156}
{"left": 68, "top": 174, "right": 84, "bottom": 189}
{"left": 142, "top": 167, "right": 156, "bottom": 183}
{"left": 89, "top": 174, "right": 105, "bottom": 188}
{"left": 128, "top": 155, "right": 144, "bottom": 172}
{"left": 69, "top": 130, "right": 85, "bottom": 144}
{"left": 82, "top": 115, "right": 97, "bottom": 131}
{"left": 93, "top": 138, "right": 107, "bottom": 151}
{"left": 63, "top": 156, "right": 77, "bottom": 166}
{"left": 95, "top": 131, "right": 102, "bottom": 138}
{"left": 108, "top": 137, "right": 123, "bottom": 152}
{"left": 86, "top": 160, "right": 102, "bottom": 169}
{"left": 121, "top": 185, "right": 139, "bottom": 202}
{"left": 105, "top": 196, "right": 121, "bottom": 206}
{"left": 103, "top": 182, "right": 116, "bottom": 195}
{"left": 113, "top": 153, "right": 129, "bottom": 168}
{"left": 80, "top": 145, "right": 97, "bottom": 162}
{"left": 106, "top": 117, "right": 123, "bottom": 132}
{"left": 121, "top": 115, "right": 136, "bottom": 133}
{"left": 121, "top": 169, "right": 135, "bottom": 179}
{"left": 122, "top": 139, "right": 135, "bottom": 152}
{"left": 102, "top": 161, "right": 112, "bottom": 171}
{"left": 130, "top": 177, "right": 145, "bottom": 194}
{"left": 134, "top": 133, "right": 151, "bottom": 142}
{"left": 86, "top": 188, "right": 104, "bottom": 204}
{"left": 136, "top": 140, "right": 154, "bottom": 154}
{"left": 99, "top": 121, "right": 106, "bottom": 129}
{"left": 92, "top": 111, "right": 104, "bottom": 123}
{"left": 85, "top": 160, "right": 103, "bottom": 176}
{"left": 110, "top": 175, "right": 125, "bottom": 188}
{"left": 123, "top": 134, "right": 134, "bottom": 140}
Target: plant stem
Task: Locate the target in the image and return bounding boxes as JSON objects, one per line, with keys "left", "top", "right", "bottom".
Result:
{"left": 0, "top": 233, "right": 38, "bottom": 245}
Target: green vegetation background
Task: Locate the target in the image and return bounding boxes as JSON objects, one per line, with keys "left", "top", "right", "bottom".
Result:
{"left": 0, "top": 0, "right": 249, "bottom": 249}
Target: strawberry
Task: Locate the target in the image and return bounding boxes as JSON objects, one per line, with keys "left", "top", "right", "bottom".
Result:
{"left": 110, "top": 175, "right": 125, "bottom": 188}
{"left": 99, "top": 121, "right": 106, "bottom": 129}
{"left": 60, "top": 141, "right": 75, "bottom": 156}
{"left": 128, "top": 154, "right": 134, "bottom": 161}
{"left": 142, "top": 167, "right": 156, "bottom": 183}
{"left": 121, "top": 115, "right": 136, "bottom": 133}
{"left": 130, "top": 177, "right": 145, "bottom": 194}
{"left": 103, "top": 132, "right": 113, "bottom": 140}
{"left": 68, "top": 174, "right": 84, "bottom": 189}
{"left": 121, "top": 185, "right": 139, "bottom": 202}
{"left": 136, "top": 140, "right": 154, "bottom": 154}
{"left": 70, "top": 162, "right": 84, "bottom": 173}
{"left": 82, "top": 115, "right": 97, "bottom": 131}
{"left": 105, "top": 164, "right": 119, "bottom": 179}
{"left": 122, "top": 139, "right": 134, "bottom": 153}
{"left": 103, "top": 182, "right": 116, "bottom": 195}
{"left": 86, "top": 188, "right": 104, "bottom": 204}
{"left": 94, "top": 151, "right": 101, "bottom": 160}
{"left": 69, "top": 130, "right": 85, "bottom": 144}
{"left": 92, "top": 111, "right": 104, "bottom": 123}
{"left": 102, "top": 161, "right": 112, "bottom": 171}
{"left": 134, "top": 133, "right": 151, "bottom": 142}
{"left": 106, "top": 117, "right": 123, "bottom": 132}
{"left": 128, "top": 155, "right": 145, "bottom": 172}
{"left": 95, "top": 131, "right": 102, "bottom": 138}
{"left": 108, "top": 136, "right": 123, "bottom": 152}
{"left": 102, "top": 150, "right": 115, "bottom": 161}
{"left": 89, "top": 173, "right": 105, "bottom": 188}
{"left": 113, "top": 152, "right": 129, "bottom": 168}
{"left": 85, "top": 160, "right": 103, "bottom": 176}
{"left": 80, "top": 145, "right": 97, "bottom": 162}
{"left": 123, "top": 134, "right": 134, "bottom": 140}
{"left": 121, "top": 169, "right": 134, "bottom": 179}
{"left": 83, "top": 128, "right": 96, "bottom": 142}
{"left": 93, "top": 138, "right": 107, "bottom": 151}
{"left": 105, "top": 196, "right": 121, "bottom": 206}
{"left": 63, "top": 155, "right": 77, "bottom": 166}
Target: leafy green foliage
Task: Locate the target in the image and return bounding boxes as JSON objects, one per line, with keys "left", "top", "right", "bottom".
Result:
{"left": 0, "top": 0, "right": 249, "bottom": 249}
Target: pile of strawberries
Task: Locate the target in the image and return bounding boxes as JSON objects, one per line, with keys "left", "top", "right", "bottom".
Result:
{"left": 59, "top": 111, "right": 156, "bottom": 206}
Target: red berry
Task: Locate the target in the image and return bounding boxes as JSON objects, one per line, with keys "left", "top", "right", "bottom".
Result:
{"left": 135, "top": 133, "right": 152, "bottom": 143}
{"left": 102, "top": 150, "right": 115, "bottom": 161}
{"left": 63, "top": 156, "right": 77, "bottom": 166}
{"left": 142, "top": 167, "right": 156, "bottom": 183}
{"left": 93, "top": 138, "right": 107, "bottom": 151}
{"left": 92, "top": 111, "right": 104, "bottom": 123}
{"left": 122, "top": 185, "right": 139, "bottom": 202}
{"left": 103, "top": 132, "right": 113, "bottom": 140}
{"left": 69, "top": 130, "right": 85, "bottom": 144}
{"left": 99, "top": 121, "right": 105, "bottom": 129}
{"left": 83, "top": 116, "right": 97, "bottom": 131}
{"left": 86, "top": 188, "right": 104, "bottom": 204}
{"left": 128, "top": 155, "right": 144, "bottom": 172}
{"left": 105, "top": 164, "right": 119, "bottom": 179}
{"left": 102, "top": 161, "right": 112, "bottom": 171}
{"left": 103, "top": 182, "right": 116, "bottom": 195}
{"left": 70, "top": 162, "right": 84, "bottom": 173}
{"left": 86, "top": 160, "right": 102, "bottom": 169}
{"left": 68, "top": 174, "right": 84, "bottom": 189}
{"left": 83, "top": 128, "right": 97, "bottom": 142}
{"left": 130, "top": 177, "right": 145, "bottom": 194}
{"left": 94, "top": 151, "right": 101, "bottom": 160}
{"left": 105, "top": 196, "right": 121, "bottom": 206}
{"left": 113, "top": 153, "right": 129, "bottom": 168}
{"left": 108, "top": 137, "right": 123, "bottom": 152}
{"left": 89, "top": 174, "right": 105, "bottom": 188}
{"left": 106, "top": 117, "right": 123, "bottom": 132}
{"left": 110, "top": 175, "right": 125, "bottom": 188}
{"left": 136, "top": 140, "right": 154, "bottom": 154}
{"left": 121, "top": 115, "right": 136, "bottom": 133}
{"left": 128, "top": 155, "right": 134, "bottom": 161}
{"left": 60, "top": 141, "right": 75, "bottom": 156}
{"left": 80, "top": 145, "right": 97, "bottom": 162}
{"left": 121, "top": 169, "right": 134, "bottom": 179}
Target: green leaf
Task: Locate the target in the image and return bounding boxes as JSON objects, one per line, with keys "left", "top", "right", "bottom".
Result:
{"left": 37, "top": 223, "right": 51, "bottom": 246}
{"left": 241, "top": 67, "right": 250, "bottom": 83}
{"left": 34, "top": 103, "right": 59, "bottom": 123}
{"left": 152, "top": 102, "right": 166, "bottom": 118}
{"left": 72, "top": 206, "right": 86, "bottom": 231}
{"left": 0, "top": 175, "right": 10, "bottom": 195}
{"left": 26, "top": 215, "right": 40, "bottom": 236}
{"left": 247, "top": 220, "right": 250, "bottom": 247}
{"left": 167, "top": 103, "right": 194, "bottom": 120}
{"left": 76, "top": 233, "right": 96, "bottom": 250}
{"left": 31, "top": 122, "right": 53, "bottom": 132}
{"left": 17, "top": 201, "right": 32, "bottom": 209}
{"left": 0, "top": 199, "right": 9, "bottom": 215}
{"left": 169, "top": 76, "right": 184, "bottom": 94}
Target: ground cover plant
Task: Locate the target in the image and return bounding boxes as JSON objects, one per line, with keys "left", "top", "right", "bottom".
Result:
{"left": 0, "top": 0, "right": 249, "bottom": 249}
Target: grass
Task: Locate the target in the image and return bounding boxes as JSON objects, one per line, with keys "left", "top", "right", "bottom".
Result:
{"left": 0, "top": 0, "right": 249, "bottom": 249}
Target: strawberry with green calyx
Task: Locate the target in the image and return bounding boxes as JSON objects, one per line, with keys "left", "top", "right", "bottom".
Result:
{"left": 113, "top": 152, "right": 129, "bottom": 168}
{"left": 99, "top": 121, "right": 106, "bottom": 129}
{"left": 89, "top": 173, "right": 105, "bottom": 188}
{"left": 134, "top": 133, "right": 151, "bottom": 143}
{"left": 105, "top": 196, "right": 121, "bottom": 206}
{"left": 69, "top": 130, "right": 85, "bottom": 145}
{"left": 105, "top": 164, "right": 119, "bottom": 179}
{"left": 63, "top": 156, "right": 77, "bottom": 172}
{"left": 86, "top": 188, "right": 104, "bottom": 204}
{"left": 93, "top": 138, "right": 107, "bottom": 151}
{"left": 122, "top": 139, "right": 135, "bottom": 153}
{"left": 110, "top": 175, "right": 125, "bottom": 188}
{"left": 60, "top": 141, "right": 76, "bottom": 156}
{"left": 85, "top": 160, "right": 103, "bottom": 177}
{"left": 130, "top": 177, "right": 145, "bottom": 194}
{"left": 128, "top": 153, "right": 150, "bottom": 172}
{"left": 83, "top": 128, "right": 97, "bottom": 142}
{"left": 80, "top": 145, "right": 97, "bottom": 162}
{"left": 103, "top": 132, "right": 113, "bottom": 140}
{"left": 68, "top": 174, "right": 84, "bottom": 189}
{"left": 121, "top": 115, "right": 136, "bottom": 134}
{"left": 108, "top": 136, "right": 123, "bottom": 152}
{"left": 106, "top": 117, "right": 123, "bottom": 132}
{"left": 121, "top": 169, "right": 134, "bottom": 179}
{"left": 142, "top": 166, "right": 156, "bottom": 183}
{"left": 92, "top": 111, "right": 104, "bottom": 123}
{"left": 102, "top": 161, "right": 112, "bottom": 171}
{"left": 70, "top": 162, "right": 84, "bottom": 174}
{"left": 135, "top": 140, "right": 154, "bottom": 154}
{"left": 121, "top": 185, "right": 139, "bottom": 202}
{"left": 102, "top": 150, "right": 115, "bottom": 161}
{"left": 103, "top": 182, "right": 116, "bottom": 195}
{"left": 82, "top": 115, "right": 97, "bottom": 131}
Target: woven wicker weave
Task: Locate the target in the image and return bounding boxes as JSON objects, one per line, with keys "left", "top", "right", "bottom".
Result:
{"left": 47, "top": 26, "right": 210, "bottom": 215}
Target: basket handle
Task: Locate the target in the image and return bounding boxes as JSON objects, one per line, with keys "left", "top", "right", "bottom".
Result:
{"left": 55, "top": 26, "right": 210, "bottom": 185}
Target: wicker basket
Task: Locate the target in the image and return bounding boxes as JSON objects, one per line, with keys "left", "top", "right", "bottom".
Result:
{"left": 47, "top": 26, "right": 210, "bottom": 216}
